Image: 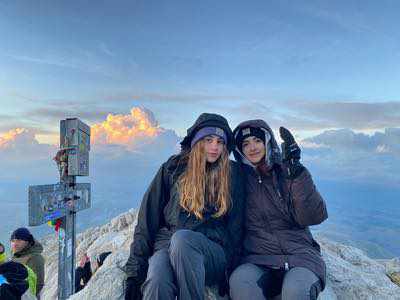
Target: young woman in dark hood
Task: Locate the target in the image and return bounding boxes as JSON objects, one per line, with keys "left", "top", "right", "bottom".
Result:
{"left": 229, "top": 120, "right": 328, "bottom": 300}
{"left": 124, "top": 113, "right": 245, "bottom": 300}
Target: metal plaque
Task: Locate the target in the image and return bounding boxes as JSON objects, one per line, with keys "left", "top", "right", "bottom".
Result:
{"left": 28, "top": 183, "right": 91, "bottom": 226}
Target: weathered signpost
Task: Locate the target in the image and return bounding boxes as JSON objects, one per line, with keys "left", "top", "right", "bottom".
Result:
{"left": 29, "top": 118, "right": 91, "bottom": 299}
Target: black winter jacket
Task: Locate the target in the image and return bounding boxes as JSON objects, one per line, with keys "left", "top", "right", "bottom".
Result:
{"left": 233, "top": 120, "right": 328, "bottom": 289}
{"left": 0, "top": 261, "right": 29, "bottom": 300}
{"left": 125, "top": 155, "right": 245, "bottom": 283}
{"left": 125, "top": 113, "right": 245, "bottom": 285}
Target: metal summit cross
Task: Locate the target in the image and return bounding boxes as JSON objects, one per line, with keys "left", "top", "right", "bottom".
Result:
{"left": 28, "top": 118, "right": 91, "bottom": 300}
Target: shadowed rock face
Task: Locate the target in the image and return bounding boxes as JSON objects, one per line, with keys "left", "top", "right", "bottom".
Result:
{"left": 40, "top": 210, "right": 400, "bottom": 300}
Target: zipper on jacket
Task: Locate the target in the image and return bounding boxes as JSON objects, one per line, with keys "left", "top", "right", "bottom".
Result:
{"left": 284, "top": 262, "right": 289, "bottom": 271}
{"left": 258, "top": 176, "right": 290, "bottom": 271}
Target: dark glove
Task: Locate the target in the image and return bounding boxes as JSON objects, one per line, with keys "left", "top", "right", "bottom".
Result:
{"left": 279, "top": 127, "right": 304, "bottom": 179}
{"left": 125, "top": 277, "right": 141, "bottom": 300}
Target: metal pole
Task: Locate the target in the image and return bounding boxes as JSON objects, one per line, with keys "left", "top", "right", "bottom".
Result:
{"left": 58, "top": 175, "right": 76, "bottom": 300}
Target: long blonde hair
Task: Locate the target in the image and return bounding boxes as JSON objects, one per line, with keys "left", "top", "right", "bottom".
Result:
{"left": 178, "top": 139, "right": 231, "bottom": 219}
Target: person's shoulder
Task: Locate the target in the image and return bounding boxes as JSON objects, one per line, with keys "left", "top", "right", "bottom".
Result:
{"left": 230, "top": 160, "right": 252, "bottom": 173}
{"left": 229, "top": 159, "right": 239, "bottom": 167}
{"left": 229, "top": 160, "right": 240, "bottom": 173}
{"left": 164, "top": 154, "right": 181, "bottom": 166}
{"left": 229, "top": 160, "right": 249, "bottom": 181}
{"left": 163, "top": 153, "right": 187, "bottom": 173}
{"left": 33, "top": 253, "right": 45, "bottom": 263}
{"left": 26, "top": 254, "right": 42, "bottom": 267}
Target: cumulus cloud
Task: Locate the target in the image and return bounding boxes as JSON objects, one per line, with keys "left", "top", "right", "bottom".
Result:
{"left": 301, "top": 128, "right": 400, "bottom": 185}
{"left": 0, "top": 107, "right": 180, "bottom": 172}
{"left": 92, "top": 108, "right": 167, "bottom": 145}
{"left": 304, "top": 128, "right": 400, "bottom": 154}
{"left": 0, "top": 128, "right": 28, "bottom": 149}
{"left": 0, "top": 107, "right": 180, "bottom": 203}
{"left": 0, "top": 107, "right": 181, "bottom": 237}
{"left": 0, "top": 128, "right": 57, "bottom": 183}
{"left": 0, "top": 128, "right": 55, "bottom": 158}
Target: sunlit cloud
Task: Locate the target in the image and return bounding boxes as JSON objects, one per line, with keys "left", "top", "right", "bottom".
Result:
{"left": 0, "top": 128, "right": 24, "bottom": 148}
{"left": 91, "top": 107, "right": 169, "bottom": 148}
{"left": 0, "top": 128, "right": 35, "bottom": 149}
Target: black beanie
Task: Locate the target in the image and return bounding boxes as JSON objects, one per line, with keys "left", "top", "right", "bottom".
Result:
{"left": 235, "top": 127, "right": 266, "bottom": 151}
{"left": 10, "top": 228, "right": 34, "bottom": 244}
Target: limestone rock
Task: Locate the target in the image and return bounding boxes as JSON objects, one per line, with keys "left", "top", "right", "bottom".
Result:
{"left": 39, "top": 209, "right": 400, "bottom": 300}
{"left": 319, "top": 238, "right": 400, "bottom": 299}
{"left": 379, "top": 258, "right": 400, "bottom": 287}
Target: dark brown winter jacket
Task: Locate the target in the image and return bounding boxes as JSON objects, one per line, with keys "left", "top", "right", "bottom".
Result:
{"left": 233, "top": 120, "right": 328, "bottom": 289}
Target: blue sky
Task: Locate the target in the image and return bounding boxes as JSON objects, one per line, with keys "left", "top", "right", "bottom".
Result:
{"left": 1, "top": 0, "right": 400, "bottom": 141}
{"left": 1, "top": 1, "right": 400, "bottom": 256}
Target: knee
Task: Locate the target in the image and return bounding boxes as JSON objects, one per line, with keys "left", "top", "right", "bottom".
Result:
{"left": 169, "top": 229, "right": 197, "bottom": 256}
{"left": 144, "top": 274, "right": 167, "bottom": 289}
{"left": 282, "top": 284, "right": 305, "bottom": 299}
{"left": 281, "top": 268, "right": 321, "bottom": 300}
{"left": 282, "top": 283, "right": 320, "bottom": 300}
{"left": 229, "top": 267, "right": 244, "bottom": 288}
{"left": 229, "top": 264, "right": 259, "bottom": 286}
{"left": 229, "top": 271, "right": 243, "bottom": 298}
{"left": 229, "top": 264, "right": 261, "bottom": 298}
{"left": 142, "top": 273, "right": 174, "bottom": 296}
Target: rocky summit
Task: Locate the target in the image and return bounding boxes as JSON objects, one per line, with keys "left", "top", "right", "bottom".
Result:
{"left": 40, "top": 210, "right": 400, "bottom": 300}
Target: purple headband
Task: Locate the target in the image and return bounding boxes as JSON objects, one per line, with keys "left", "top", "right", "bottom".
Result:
{"left": 191, "top": 127, "right": 227, "bottom": 148}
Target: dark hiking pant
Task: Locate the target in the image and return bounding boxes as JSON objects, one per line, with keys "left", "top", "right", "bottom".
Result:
{"left": 142, "top": 229, "right": 227, "bottom": 300}
{"left": 229, "top": 263, "right": 322, "bottom": 300}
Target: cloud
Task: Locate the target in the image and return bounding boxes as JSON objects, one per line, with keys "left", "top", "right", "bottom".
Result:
{"left": 91, "top": 107, "right": 181, "bottom": 156}
{"left": 27, "top": 107, "right": 111, "bottom": 124}
{"left": 0, "top": 128, "right": 55, "bottom": 155}
{"left": 0, "top": 128, "right": 28, "bottom": 148}
{"left": 301, "top": 128, "right": 400, "bottom": 185}
{"left": 223, "top": 100, "right": 400, "bottom": 133}
{"left": 0, "top": 128, "right": 57, "bottom": 182}
{"left": 99, "top": 42, "right": 115, "bottom": 57}
{"left": 5, "top": 49, "right": 121, "bottom": 78}
{"left": 288, "top": 101, "right": 400, "bottom": 130}
{"left": 92, "top": 108, "right": 162, "bottom": 145}
{"left": 0, "top": 106, "right": 180, "bottom": 179}
{"left": 0, "top": 107, "right": 181, "bottom": 239}
{"left": 304, "top": 128, "right": 400, "bottom": 154}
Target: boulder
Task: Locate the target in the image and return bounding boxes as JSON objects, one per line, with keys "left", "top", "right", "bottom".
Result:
{"left": 38, "top": 210, "right": 400, "bottom": 300}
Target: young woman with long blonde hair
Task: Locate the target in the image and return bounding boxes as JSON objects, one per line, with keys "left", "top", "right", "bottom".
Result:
{"left": 124, "top": 113, "right": 245, "bottom": 300}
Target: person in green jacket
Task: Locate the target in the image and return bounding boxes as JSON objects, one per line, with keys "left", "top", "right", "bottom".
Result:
{"left": 11, "top": 228, "right": 45, "bottom": 299}
{"left": 0, "top": 243, "right": 6, "bottom": 265}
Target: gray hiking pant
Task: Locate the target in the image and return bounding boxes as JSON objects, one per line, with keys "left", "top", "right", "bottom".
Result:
{"left": 142, "top": 229, "right": 227, "bottom": 300}
{"left": 229, "top": 263, "right": 322, "bottom": 300}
